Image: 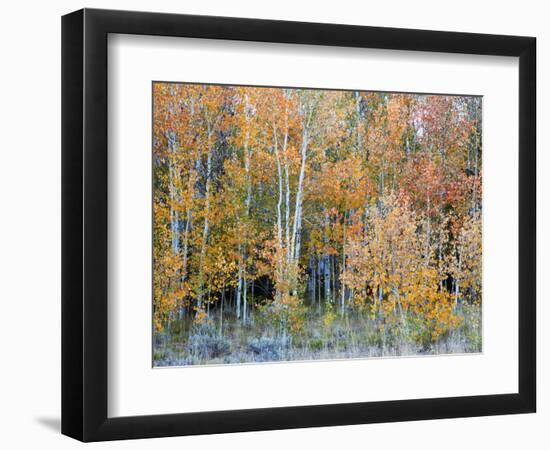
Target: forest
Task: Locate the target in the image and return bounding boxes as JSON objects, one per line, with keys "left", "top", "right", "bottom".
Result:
{"left": 152, "top": 82, "right": 482, "bottom": 366}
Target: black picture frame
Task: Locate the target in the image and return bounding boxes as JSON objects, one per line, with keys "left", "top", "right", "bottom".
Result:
{"left": 62, "top": 8, "right": 536, "bottom": 442}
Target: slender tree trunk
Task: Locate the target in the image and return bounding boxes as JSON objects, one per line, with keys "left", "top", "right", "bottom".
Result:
{"left": 219, "top": 287, "right": 225, "bottom": 337}
{"left": 373, "top": 271, "right": 378, "bottom": 313}
{"left": 241, "top": 96, "right": 252, "bottom": 323}
{"left": 438, "top": 238, "right": 443, "bottom": 291}
{"left": 181, "top": 210, "right": 191, "bottom": 279}
{"left": 341, "top": 210, "right": 347, "bottom": 315}
{"left": 167, "top": 132, "right": 180, "bottom": 256}
{"left": 243, "top": 276, "right": 248, "bottom": 323}
{"left": 197, "top": 127, "right": 214, "bottom": 307}
{"left": 207, "top": 280, "right": 211, "bottom": 315}
{"left": 236, "top": 260, "right": 242, "bottom": 319}
{"left": 273, "top": 131, "right": 284, "bottom": 249}
{"left": 324, "top": 257, "right": 331, "bottom": 303}
{"left": 355, "top": 91, "right": 362, "bottom": 151}
{"left": 425, "top": 196, "right": 431, "bottom": 266}
{"left": 182, "top": 155, "right": 201, "bottom": 284}
{"left": 379, "top": 164, "right": 385, "bottom": 196}
{"left": 273, "top": 126, "right": 285, "bottom": 303}
{"left": 166, "top": 131, "right": 184, "bottom": 321}
{"left": 393, "top": 287, "right": 405, "bottom": 323}
{"left": 291, "top": 125, "right": 309, "bottom": 263}
{"left": 180, "top": 99, "right": 198, "bottom": 286}
{"left": 283, "top": 137, "right": 291, "bottom": 262}
{"left": 317, "top": 257, "right": 322, "bottom": 311}
{"left": 331, "top": 254, "right": 336, "bottom": 303}
{"left": 323, "top": 212, "right": 331, "bottom": 302}
{"left": 251, "top": 280, "right": 254, "bottom": 302}
{"left": 455, "top": 248, "right": 462, "bottom": 305}
{"left": 310, "top": 255, "right": 316, "bottom": 305}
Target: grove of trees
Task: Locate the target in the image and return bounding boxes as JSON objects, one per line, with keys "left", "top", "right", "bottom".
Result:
{"left": 153, "top": 82, "right": 482, "bottom": 365}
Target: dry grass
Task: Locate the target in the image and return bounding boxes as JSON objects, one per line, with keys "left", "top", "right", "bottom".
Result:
{"left": 153, "top": 303, "right": 481, "bottom": 367}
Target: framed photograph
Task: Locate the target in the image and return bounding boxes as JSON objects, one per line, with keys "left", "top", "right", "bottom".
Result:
{"left": 62, "top": 8, "right": 536, "bottom": 442}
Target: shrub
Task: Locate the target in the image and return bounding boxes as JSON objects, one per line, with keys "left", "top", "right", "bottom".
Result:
{"left": 309, "top": 338, "right": 324, "bottom": 351}
{"left": 186, "top": 323, "right": 230, "bottom": 360}
{"left": 246, "top": 335, "right": 289, "bottom": 362}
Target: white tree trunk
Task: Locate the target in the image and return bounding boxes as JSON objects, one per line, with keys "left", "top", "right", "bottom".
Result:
{"left": 243, "top": 276, "right": 248, "bottom": 323}
{"left": 455, "top": 248, "right": 462, "bottom": 305}
{"left": 181, "top": 98, "right": 198, "bottom": 284}
{"left": 242, "top": 97, "right": 252, "bottom": 323}
{"left": 283, "top": 129, "right": 291, "bottom": 262}
{"left": 167, "top": 131, "right": 179, "bottom": 256}
{"left": 197, "top": 127, "right": 214, "bottom": 307}
{"left": 291, "top": 125, "right": 309, "bottom": 262}
{"left": 323, "top": 212, "right": 331, "bottom": 302}
{"left": 236, "top": 262, "right": 242, "bottom": 319}
{"left": 273, "top": 128, "right": 284, "bottom": 298}
{"left": 340, "top": 210, "right": 347, "bottom": 315}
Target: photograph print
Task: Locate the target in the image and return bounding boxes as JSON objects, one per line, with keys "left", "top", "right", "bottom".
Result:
{"left": 152, "top": 82, "right": 482, "bottom": 367}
